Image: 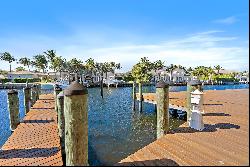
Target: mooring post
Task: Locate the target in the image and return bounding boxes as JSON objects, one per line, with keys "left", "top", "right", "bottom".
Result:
{"left": 54, "top": 84, "right": 62, "bottom": 111}
{"left": 37, "top": 83, "right": 41, "bottom": 97}
{"left": 23, "top": 86, "right": 31, "bottom": 114}
{"left": 7, "top": 89, "right": 20, "bottom": 131}
{"left": 57, "top": 91, "right": 65, "bottom": 155}
{"left": 186, "top": 80, "right": 202, "bottom": 122}
{"left": 138, "top": 82, "right": 143, "bottom": 112}
{"left": 31, "top": 84, "right": 37, "bottom": 107}
{"left": 35, "top": 83, "right": 40, "bottom": 100}
{"left": 132, "top": 81, "right": 136, "bottom": 110}
{"left": 156, "top": 80, "right": 169, "bottom": 139}
{"left": 64, "top": 81, "right": 88, "bottom": 166}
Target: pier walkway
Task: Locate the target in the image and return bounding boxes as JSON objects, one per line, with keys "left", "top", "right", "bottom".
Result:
{"left": 118, "top": 89, "right": 249, "bottom": 166}
{"left": 0, "top": 94, "right": 63, "bottom": 166}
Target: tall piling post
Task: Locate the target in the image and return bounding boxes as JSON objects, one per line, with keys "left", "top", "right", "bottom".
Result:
{"left": 37, "top": 83, "right": 41, "bottom": 97}
{"left": 132, "top": 81, "right": 136, "bottom": 110}
{"left": 138, "top": 82, "right": 143, "bottom": 112}
{"left": 156, "top": 80, "right": 169, "bottom": 139}
{"left": 186, "top": 80, "right": 202, "bottom": 122}
{"left": 57, "top": 91, "right": 65, "bottom": 155}
{"left": 7, "top": 89, "right": 20, "bottom": 131}
{"left": 54, "top": 84, "right": 62, "bottom": 111}
{"left": 23, "top": 86, "right": 31, "bottom": 115}
{"left": 64, "top": 81, "right": 88, "bottom": 166}
{"left": 31, "top": 85, "right": 37, "bottom": 107}
{"left": 35, "top": 84, "right": 40, "bottom": 100}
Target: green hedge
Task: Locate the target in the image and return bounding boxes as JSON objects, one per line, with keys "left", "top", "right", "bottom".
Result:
{"left": 13, "top": 78, "right": 41, "bottom": 83}
{"left": 0, "top": 78, "right": 11, "bottom": 83}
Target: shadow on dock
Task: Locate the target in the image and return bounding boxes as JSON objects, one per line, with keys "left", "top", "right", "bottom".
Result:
{"left": 0, "top": 147, "right": 60, "bottom": 159}
{"left": 31, "top": 107, "right": 55, "bottom": 110}
{"left": 203, "top": 103, "right": 223, "bottom": 106}
{"left": 116, "top": 158, "right": 179, "bottom": 166}
{"left": 202, "top": 112, "right": 231, "bottom": 116}
{"left": 169, "top": 123, "right": 240, "bottom": 134}
{"left": 21, "top": 120, "right": 55, "bottom": 124}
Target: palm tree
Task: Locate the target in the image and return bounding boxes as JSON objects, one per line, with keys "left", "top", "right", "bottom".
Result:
{"left": 85, "top": 58, "right": 96, "bottom": 83}
{"left": 166, "top": 64, "right": 178, "bottom": 82}
{"left": 153, "top": 60, "right": 165, "bottom": 82}
{"left": 50, "top": 56, "right": 67, "bottom": 79}
{"left": 15, "top": 66, "right": 26, "bottom": 71}
{"left": 44, "top": 50, "right": 58, "bottom": 73}
{"left": 0, "top": 52, "right": 15, "bottom": 72}
{"left": 32, "top": 54, "right": 48, "bottom": 73}
{"left": 19, "top": 57, "right": 31, "bottom": 71}
{"left": 214, "top": 65, "right": 222, "bottom": 75}
{"left": 44, "top": 50, "right": 56, "bottom": 62}
{"left": 132, "top": 57, "right": 155, "bottom": 109}
{"left": 66, "top": 58, "right": 83, "bottom": 82}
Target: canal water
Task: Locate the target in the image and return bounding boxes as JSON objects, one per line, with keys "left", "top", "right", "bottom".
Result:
{"left": 0, "top": 84, "right": 249, "bottom": 165}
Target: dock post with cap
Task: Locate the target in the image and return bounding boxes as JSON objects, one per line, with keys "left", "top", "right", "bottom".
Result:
{"left": 7, "top": 89, "right": 20, "bottom": 131}
{"left": 54, "top": 84, "right": 62, "bottom": 111}
{"left": 23, "top": 86, "right": 31, "bottom": 114}
{"left": 156, "top": 80, "right": 169, "bottom": 139}
{"left": 64, "top": 81, "right": 88, "bottom": 166}
{"left": 57, "top": 91, "right": 65, "bottom": 155}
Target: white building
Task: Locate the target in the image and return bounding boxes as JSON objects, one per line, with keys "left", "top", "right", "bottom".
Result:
{"left": 153, "top": 67, "right": 188, "bottom": 83}
{"left": 7, "top": 71, "right": 36, "bottom": 81}
{"left": 171, "top": 68, "right": 187, "bottom": 83}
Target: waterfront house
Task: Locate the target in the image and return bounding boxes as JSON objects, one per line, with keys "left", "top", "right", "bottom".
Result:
{"left": 153, "top": 67, "right": 188, "bottom": 83}
{"left": 171, "top": 67, "right": 187, "bottom": 83}
{"left": 7, "top": 71, "right": 36, "bottom": 81}
{"left": 235, "top": 71, "right": 249, "bottom": 83}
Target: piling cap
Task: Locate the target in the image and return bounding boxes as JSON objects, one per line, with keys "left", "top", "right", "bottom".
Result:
{"left": 188, "top": 80, "right": 202, "bottom": 86}
{"left": 8, "top": 89, "right": 18, "bottom": 94}
{"left": 64, "top": 81, "right": 88, "bottom": 96}
{"left": 57, "top": 91, "right": 64, "bottom": 99}
{"left": 156, "top": 80, "right": 169, "bottom": 88}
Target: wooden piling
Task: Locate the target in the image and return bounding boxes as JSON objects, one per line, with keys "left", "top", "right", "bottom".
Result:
{"left": 156, "top": 81, "right": 169, "bottom": 139}
{"left": 64, "top": 81, "right": 88, "bottom": 166}
{"left": 132, "top": 81, "right": 136, "bottom": 110}
{"left": 7, "top": 89, "right": 20, "bottom": 131}
{"left": 23, "top": 86, "right": 31, "bottom": 114}
{"left": 35, "top": 84, "right": 40, "bottom": 100}
{"left": 57, "top": 91, "right": 65, "bottom": 155}
{"left": 31, "top": 85, "right": 37, "bottom": 107}
{"left": 54, "top": 84, "right": 62, "bottom": 111}
{"left": 186, "top": 80, "right": 202, "bottom": 121}
{"left": 138, "top": 82, "right": 143, "bottom": 112}
{"left": 37, "top": 83, "right": 41, "bottom": 97}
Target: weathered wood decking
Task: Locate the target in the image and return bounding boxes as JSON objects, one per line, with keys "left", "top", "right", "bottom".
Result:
{"left": 0, "top": 94, "right": 63, "bottom": 166}
{"left": 117, "top": 89, "right": 249, "bottom": 166}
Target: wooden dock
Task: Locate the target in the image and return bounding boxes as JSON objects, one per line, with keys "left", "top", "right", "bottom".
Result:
{"left": 118, "top": 89, "right": 249, "bottom": 166}
{"left": 0, "top": 94, "right": 63, "bottom": 166}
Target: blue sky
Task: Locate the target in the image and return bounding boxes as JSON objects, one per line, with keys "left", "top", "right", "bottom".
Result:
{"left": 0, "top": 0, "right": 249, "bottom": 72}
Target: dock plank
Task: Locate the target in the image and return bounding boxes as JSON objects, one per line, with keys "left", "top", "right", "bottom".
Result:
{"left": 0, "top": 94, "right": 63, "bottom": 166}
{"left": 118, "top": 89, "right": 249, "bottom": 166}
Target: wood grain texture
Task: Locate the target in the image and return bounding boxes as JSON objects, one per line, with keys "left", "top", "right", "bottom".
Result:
{"left": 0, "top": 94, "right": 63, "bottom": 166}
{"left": 119, "top": 89, "right": 249, "bottom": 166}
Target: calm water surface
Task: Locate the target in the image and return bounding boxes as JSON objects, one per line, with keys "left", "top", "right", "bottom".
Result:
{"left": 0, "top": 84, "right": 248, "bottom": 165}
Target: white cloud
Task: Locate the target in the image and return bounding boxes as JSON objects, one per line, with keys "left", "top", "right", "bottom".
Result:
{"left": 0, "top": 30, "right": 248, "bottom": 72}
{"left": 213, "top": 16, "right": 238, "bottom": 24}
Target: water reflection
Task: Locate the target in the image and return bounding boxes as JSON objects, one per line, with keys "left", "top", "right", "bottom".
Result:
{"left": 0, "top": 83, "right": 248, "bottom": 165}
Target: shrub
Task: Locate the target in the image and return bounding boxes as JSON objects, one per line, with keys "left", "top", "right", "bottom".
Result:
{"left": 13, "top": 78, "right": 41, "bottom": 83}
{"left": 0, "top": 78, "right": 11, "bottom": 83}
